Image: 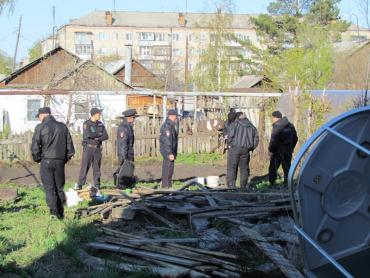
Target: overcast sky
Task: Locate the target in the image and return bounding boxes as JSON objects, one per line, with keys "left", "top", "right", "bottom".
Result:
{"left": 0, "top": 0, "right": 365, "bottom": 60}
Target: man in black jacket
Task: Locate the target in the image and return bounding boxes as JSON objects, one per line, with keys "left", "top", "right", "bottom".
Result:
{"left": 31, "top": 107, "right": 75, "bottom": 219}
{"left": 160, "top": 109, "right": 178, "bottom": 188}
{"left": 114, "top": 109, "right": 137, "bottom": 188}
{"left": 227, "top": 113, "right": 259, "bottom": 188}
{"left": 268, "top": 111, "right": 298, "bottom": 185}
{"left": 75, "top": 108, "right": 108, "bottom": 190}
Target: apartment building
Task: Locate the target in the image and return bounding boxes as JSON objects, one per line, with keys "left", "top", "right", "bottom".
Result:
{"left": 41, "top": 11, "right": 259, "bottom": 83}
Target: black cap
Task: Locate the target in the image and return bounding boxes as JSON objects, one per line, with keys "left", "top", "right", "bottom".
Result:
{"left": 272, "top": 111, "right": 283, "bottom": 119}
{"left": 122, "top": 109, "right": 137, "bottom": 117}
{"left": 168, "top": 109, "right": 178, "bottom": 116}
{"left": 35, "top": 107, "right": 51, "bottom": 118}
{"left": 90, "top": 107, "right": 102, "bottom": 116}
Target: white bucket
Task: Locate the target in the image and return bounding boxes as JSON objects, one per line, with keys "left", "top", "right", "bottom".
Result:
{"left": 206, "top": 176, "right": 220, "bottom": 188}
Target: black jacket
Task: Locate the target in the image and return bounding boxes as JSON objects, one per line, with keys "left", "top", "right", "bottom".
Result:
{"left": 160, "top": 119, "right": 178, "bottom": 159}
{"left": 228, "top": 118, "right": 259, "bottom": 151}
{"left": 117, "top": 119, "right": 135, "bottom": 163}
{"left": 82, "top": 119, "right": 109, "bottom": 147}
{"left": 31, "top": 115, "right": 75, "bottom": 162}
{"left": 269, "top": 117, "right": 298, "bottom": 154}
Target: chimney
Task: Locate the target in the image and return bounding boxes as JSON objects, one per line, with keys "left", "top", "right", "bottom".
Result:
{"left": 105, "top": 11, "right": 113, "bottom": 25}
{"left": 178, "top": 13, "right": 186, "bottom": 27}
{"left": 124, "top": 45, "right": 132, "bottom": 86}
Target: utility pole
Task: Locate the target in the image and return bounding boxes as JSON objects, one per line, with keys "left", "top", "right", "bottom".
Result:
{"left": 12, "top": 15, "right": 22, "bottom": 72}
{"left": 52, "top": 6, "right": 56, "bottom": 48}
{"left": 113, "top": 0, "right": 116, "bottom": 11}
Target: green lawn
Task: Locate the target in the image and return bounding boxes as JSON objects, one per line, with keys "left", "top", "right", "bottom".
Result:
{"left": 0, "top": 183, "right": 155, "bottom": 278}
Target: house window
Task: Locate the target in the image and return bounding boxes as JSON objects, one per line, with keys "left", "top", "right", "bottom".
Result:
{"left": 27, "top": 99, "right": 41, "bottom": 121}
{"left": 74, "top": 101, "right": 89, "bottom": 120}
{"left": 172, "top": 33, "right": 180, "bottom": 41}
{"left": 99, "top": 32, "right": 107, "bottom": 41}
{"left": 125, "top": 33, "right": 133, "bottom": 41}
{"left": 139, "top": 46, "right": 151, "bottom": 56}
{"left": 139, "top": 32, "right": 154, "bottom": 41}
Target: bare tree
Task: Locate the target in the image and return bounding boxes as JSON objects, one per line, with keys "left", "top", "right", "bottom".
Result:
{"left": 0, "top": 0, "right": 15, "bottom": 14}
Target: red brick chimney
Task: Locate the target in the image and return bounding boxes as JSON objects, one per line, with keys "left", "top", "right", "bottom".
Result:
{"left": 105, "top": 11, "right": 113, "bottom": 25}
{"left": 178, "top": 13, "right": 186, "bottom": 27}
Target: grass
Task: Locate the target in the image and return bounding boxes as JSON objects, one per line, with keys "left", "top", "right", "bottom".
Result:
{"left": 135, "top": 153, "right": 224, "bottom": 165}
{"left": 0, "top": 182, "right": 157, "bottom": 277}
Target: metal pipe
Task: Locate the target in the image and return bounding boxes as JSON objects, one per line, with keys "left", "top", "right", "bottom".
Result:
{"left": 0, "top": 89, "right": 282, "bottom": 97}
{"left": 294, "top": 226, "right": 354, "bottom": 278}
{"left": 325, "top": 126, "right": 370, "bottom": 155}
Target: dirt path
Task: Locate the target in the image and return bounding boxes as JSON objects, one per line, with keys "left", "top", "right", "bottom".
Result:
{"left": 0, "top": 160, "right": 229, "bottom": 186}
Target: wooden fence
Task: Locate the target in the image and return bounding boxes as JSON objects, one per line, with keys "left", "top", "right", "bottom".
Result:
{"left": 0, "top": 119, "right": 221, "bottom": 162}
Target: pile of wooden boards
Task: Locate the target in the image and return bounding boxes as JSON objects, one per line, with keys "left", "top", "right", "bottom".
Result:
{"left": 76, "top": 183, "right": 304, "bottom": 278}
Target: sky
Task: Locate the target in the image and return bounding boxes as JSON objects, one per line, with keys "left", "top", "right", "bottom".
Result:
{"left": 0, "top": 0, "right": 366, "bottom": 61}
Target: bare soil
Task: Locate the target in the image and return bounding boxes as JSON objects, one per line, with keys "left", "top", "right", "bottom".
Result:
{"left": 0, "top": 156, "right": 268, "bottom": 186}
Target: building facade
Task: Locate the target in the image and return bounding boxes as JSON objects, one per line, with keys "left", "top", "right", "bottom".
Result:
{"left": 41, "top": 11, "right": 259, "bottom": 84}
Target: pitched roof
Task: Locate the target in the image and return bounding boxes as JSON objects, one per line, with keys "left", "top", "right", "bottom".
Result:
{"left": 0, "top": 46, "right": 132, "bottom": 91}
{"left": 66, "top": 11, "right": 256, "bottom": 29}
{"left": 233, "top": 75, "right": 265, "bottom": 89}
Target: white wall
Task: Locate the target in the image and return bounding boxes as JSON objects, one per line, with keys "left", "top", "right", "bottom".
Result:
{"left": 0, "top": 94, "right": 127, "bottom": 134}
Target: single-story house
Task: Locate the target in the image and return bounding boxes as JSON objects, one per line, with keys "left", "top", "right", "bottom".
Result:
{"left": 0, "top": 47, "right": 132, "bottom": 134}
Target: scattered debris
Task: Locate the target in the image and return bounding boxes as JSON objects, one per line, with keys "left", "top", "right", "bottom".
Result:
{"left": 76, "top": 185, "right": 304, "bottom": 277}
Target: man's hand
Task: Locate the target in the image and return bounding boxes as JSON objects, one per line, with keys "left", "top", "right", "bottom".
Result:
{"left": 168, "top": 154, "right": 175, "bottom": 161}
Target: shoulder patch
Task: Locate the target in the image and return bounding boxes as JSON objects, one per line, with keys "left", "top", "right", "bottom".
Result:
{"left": 166, "top": 130, "right": 170, "bottom": 137}
{"left": 120, "top": 131, "right": 125, "bottom": 138}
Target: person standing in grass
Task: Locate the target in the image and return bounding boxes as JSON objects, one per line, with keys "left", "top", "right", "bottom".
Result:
{"left": 268, "top": 111, "right": 298, "bottom": 185}
{"left": 31, "top": 107, "right": 75, "bottom": 219}
{"left": 227, "top": 113, "right": 259, "bottom": 189}
{"left": 160, "top": 109, "right": 179, "bottom": 188}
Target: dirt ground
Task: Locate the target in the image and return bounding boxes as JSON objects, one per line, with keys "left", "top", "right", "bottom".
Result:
{"left": 0, "top": 158, "right": 268, "bottom": 186}
{"left": 0, "top": 160, "right": 226, "bottom": 186}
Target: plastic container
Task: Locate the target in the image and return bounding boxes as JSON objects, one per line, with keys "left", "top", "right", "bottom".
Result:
{"left": 206, "top": 176, "right": 220, "bottom": 188}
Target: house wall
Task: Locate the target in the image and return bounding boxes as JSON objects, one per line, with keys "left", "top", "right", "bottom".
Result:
{"left": 0, "top": 94, "right": 127, "bottom": 134}
{"left": 115, "top": 61, "right": 158, "bottom": 87}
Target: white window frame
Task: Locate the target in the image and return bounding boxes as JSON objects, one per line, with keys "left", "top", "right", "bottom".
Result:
{"left": 139, "top": 32, "right": 155, "bottom": 41}
{"left": 172, "top": 33, "right": 180, "bottom": 41}
{"left": 139, "top": 46, "right": 151, "bottom": 56}
{"left": 99, "top": 32, "right": 107, "bottom": 41}
{"left": 27, "top": 99, "right": 41, "bottom": 121}
{"left": 125, "top": 33, "right": 133, "bottom": 41}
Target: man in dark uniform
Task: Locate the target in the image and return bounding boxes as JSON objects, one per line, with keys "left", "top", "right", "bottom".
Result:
{"left": 227, "top": 113, "right": 259, "bottom": 188}
{"left": 31, "top": 107, "right": 75, "bottom": 219}
{"left": 114, "top": 109, "right": 137, "bottom": 188}
{"left": 268, "top": 111, "right": 298, "bottom": 185}
{"left": 160, "top": 109, "right": 178, "bottom": 188}
{"left": 75, "top": 108, "right": 108, "bottom": 190}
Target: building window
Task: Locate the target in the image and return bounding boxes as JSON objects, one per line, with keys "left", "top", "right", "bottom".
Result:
{"left": 172, "top": 33, "right": 180, "bottom": 41}
{"left": 125, "top": 33, "right": 133, "bottom": 41}
{"left": 188, "top": 63, "right": 193, "bottom": 71}
{"left": 75, "top": 32, "right": 91, "bottom": 44}
{"left": 201, "top": 33, "right": 207, "bottom": 41}
{"left": 74, "top": 100, "right": 89, "bottom": 120}
{"left": 187, "top": 34, "right": 192, "bottom": 41}
{"left": 153, "top": 46, "right": 170, "bottom": 56}
{"left": 141, "top": 61, "right": 153, "bottom": 69}
{"left": 235, "top": 33, "right": 249, "bottom": 41}
{"left": 99, "top": 47, "right": 107, "bottom": 55}
{"left": 139, "top": 32, "right": 154, "bottom": 41}
{"left": 139, "top": 46, "right": 151, "bottom": 56}
{"left": 99, "top": 32, "right": 107, "bottom": 41}
{"left": 155, "top": 33, "right": 165, "bottom": 41}
{"left": 113, "top": 32, "right": 119, "bottom": 40}
{"left": 27, "top": 99, "right": 41, "bottom": 121}
{"left": 172, "top": 48, "right": 181, "bottom": 56}
{"left": 75, "top": 44, "right": 92, "bottom": 55}
{"left": 112, "top": 47, "right": 118, "bottom": 55}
